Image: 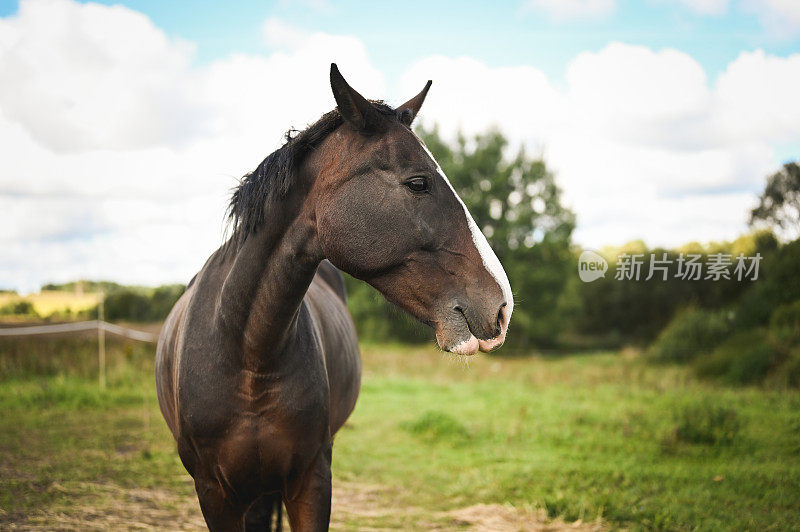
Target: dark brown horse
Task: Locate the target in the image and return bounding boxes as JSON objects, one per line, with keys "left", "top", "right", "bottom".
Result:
{"left": 155, "top": 64, "right": 513, "bottom": 531}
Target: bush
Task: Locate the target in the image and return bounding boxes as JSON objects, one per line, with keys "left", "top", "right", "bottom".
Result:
{"left": 734, "top": 239, "right": 800, "bottom": 328}
{"left": 770, "top": 300, "right": 800, "bottom": 345}
{"left": 401, "top": 410, "right": 472, "bottom": 444}
{"left": 662, "top": 401, "right": 741, "bottom": 449}
{"left": 103, "top": 284, "right": 185, "bottom": 323}
{"left": 768, "top": 347, "right": 800, "bottom": 388}
{"left": 104, "top": 290, "right": 151, "bottom": 322}
{"left": 647, "top": 307, "right": 731, "bottom": 363}
{"left": 575, "top": 232, "right": 777, "bottom": 346}
{"left": 0, "top": 300, "right": 38, "bottom": 317}
{"left": 694, "top": 329, "right": 782, "bottom": 385}
{"left": 149, "top": 284, "right": 186, "bottom": 321}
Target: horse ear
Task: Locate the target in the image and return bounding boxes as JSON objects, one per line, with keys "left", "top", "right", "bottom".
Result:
{"left": 330, "top": 63, "right": 385, "bottom": 133}
{"left": 397, "top": 80, "right": 432, "bottom": 126}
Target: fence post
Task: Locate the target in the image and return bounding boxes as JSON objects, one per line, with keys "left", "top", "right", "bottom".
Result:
{"left": 98, "top": 291, "right": 106, "bottom": 390}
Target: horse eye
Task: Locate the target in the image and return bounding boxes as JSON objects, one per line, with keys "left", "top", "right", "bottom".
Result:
{"left": 404, "top": 176, "right": 429, "bottom": 193}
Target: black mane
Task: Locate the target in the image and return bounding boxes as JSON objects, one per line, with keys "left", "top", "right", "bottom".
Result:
{"left": 227, "top": 101, "right": 402, "bottom": 244}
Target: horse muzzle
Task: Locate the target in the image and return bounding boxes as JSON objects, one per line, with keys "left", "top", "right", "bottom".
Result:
{"left": 435, "top": 301, "right": 509, "bottom": 355}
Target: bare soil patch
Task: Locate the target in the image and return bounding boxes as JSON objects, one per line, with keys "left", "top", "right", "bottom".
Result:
{"left": 1, "top": 479, "right": 600, "bottom": 531}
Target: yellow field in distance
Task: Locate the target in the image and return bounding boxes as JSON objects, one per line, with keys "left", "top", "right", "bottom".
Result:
{"left": 0, "top": 290, "right": 100, "bottom": 317}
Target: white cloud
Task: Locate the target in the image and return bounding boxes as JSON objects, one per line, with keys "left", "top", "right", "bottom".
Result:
{"left": 523, "top": 0, "right": 616, "bottom": 20}
{"left": 200, "top": 31, "right": 384, "bottom": 143}
{"left": 715, "top": 49, "right": 800, "bottom": 144}
{"left": 0, "top": 0, "right": 383, "bottom": 291}
{"left": 397, "top": 55, "right": 564, "bottom": 145}
{"left": 0, "top": 0, "right": 204, "bottom": 152}
{"left": 565, "top": 43, "right": 712, "bottom": 149}
{"left": 744, "top": 0, "right": 800, "bottom": 39}
{"left": 1, "top": 0, "right": 798, "bottom": 292}
{"left": 403, "top": 43, "right": 796, "bottom": 248}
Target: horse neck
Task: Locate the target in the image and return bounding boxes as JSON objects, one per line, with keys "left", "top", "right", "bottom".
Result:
{"left": 218, "top": 173, "right": 323, "bottom": 371}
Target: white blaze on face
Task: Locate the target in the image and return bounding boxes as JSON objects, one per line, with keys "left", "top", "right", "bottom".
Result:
{"left": 414, "top": 134, "right": 514, "bottom": 322}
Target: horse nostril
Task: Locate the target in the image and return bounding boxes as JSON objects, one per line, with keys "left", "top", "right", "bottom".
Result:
{"left": 496, "top": 303, "right": 507, "bottom": 331}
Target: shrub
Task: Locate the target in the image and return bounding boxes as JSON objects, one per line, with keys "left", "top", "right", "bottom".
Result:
{"left": 734, "top": 239, "right": 800, "bottom": 328}
{"left": 103, "top": 284, "right": 185, "bottom": 323}
{"left": 149, "top": 284, "right": 186, "bottom": 321}
{"left": 104, "top": 290, "right": 151, "bottom": 322}
{"left": 767, "top": 346, "right": 800, "bottom": 388}
{"left": 694, "top": 329, "right": 781, "bottom": 385}
{"left": 662, "top": 401, "right": 741, "bottom": 450}
{"left": 401, "top": 410, "right": 472, "bottom": 444}
{"left": 647, "top": 307, "right": 731, "bottom": 363}
{"left": 0, "top": 300, "right": 38, "bottom": 317}
{"left": 770, "top": 300, "right": 800, "bottom": 345}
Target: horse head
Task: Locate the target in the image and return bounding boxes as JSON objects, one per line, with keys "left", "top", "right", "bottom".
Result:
{"left": 313, "top": 64, "right": 513, "bottom": 355}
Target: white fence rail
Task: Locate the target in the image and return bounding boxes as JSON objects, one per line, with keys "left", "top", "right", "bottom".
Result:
{"left": 0, "top": 320, "right": 156, "bottom": 342}
{"left": 0, "top": 319, "right": 157, "bottom": 389}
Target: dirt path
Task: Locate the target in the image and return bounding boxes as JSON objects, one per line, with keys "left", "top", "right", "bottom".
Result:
{"left": 1, "top": 480, "right": 603, "bottom": 531}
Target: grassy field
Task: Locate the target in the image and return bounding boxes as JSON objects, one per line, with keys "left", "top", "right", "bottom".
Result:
{"left": 1, "top": 337, "right": 799, "bottom": 530}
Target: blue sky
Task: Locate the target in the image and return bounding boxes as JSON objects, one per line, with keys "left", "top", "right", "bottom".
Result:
{"left": 0, "top": 0, "right": 798, "bottom": 291}
{"left": 2, "top": 0, "right": 797, "bottom": 84}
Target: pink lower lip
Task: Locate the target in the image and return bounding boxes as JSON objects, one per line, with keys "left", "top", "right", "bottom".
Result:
{"left": 449, "top": 335, "right": 480, "bottom": 355}
{"left": 478, "top": 334, "right": 505, "bottom": 352}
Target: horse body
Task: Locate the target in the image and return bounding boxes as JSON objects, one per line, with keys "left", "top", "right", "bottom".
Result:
{"left": 157, "top": 227, "right": 360, "bottom": 529}
{"left": 156, "top": 64, "right": 513, "bottom": 531}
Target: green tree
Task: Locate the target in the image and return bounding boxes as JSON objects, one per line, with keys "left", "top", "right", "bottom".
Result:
{"left": 149, "top": 284, "right": 186, "bottom": 321}
{"left": 104, "top": 290, "right": 151, "bottom": 322}
{"left": 0, "top": 300, "right": 38, "bottom": 317}
{"left": 751, "top": 161, "right": 800, "bottom": 240}
{"left": 574, "top": 232, "right": 778, "bottom": 344}
{"left": 100, "top": 284, "right": 186, "bottom": 323}
{"left": 417, "top": 126, "right": 575, "bottom": 348}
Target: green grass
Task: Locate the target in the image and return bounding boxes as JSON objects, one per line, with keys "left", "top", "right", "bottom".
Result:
{"left": 338, "top": 346, "right": 800, "bottom": 530}
{"left": 1, "top": 340, "right": 799, "bottom": 530}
